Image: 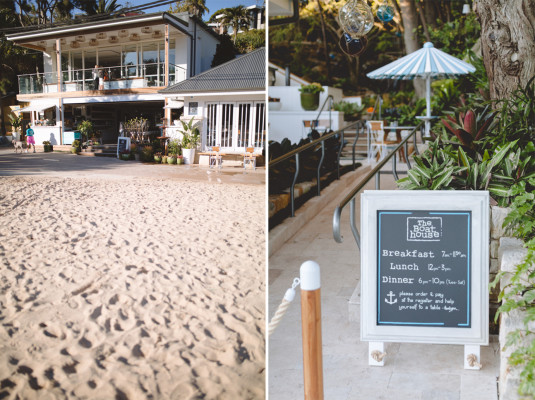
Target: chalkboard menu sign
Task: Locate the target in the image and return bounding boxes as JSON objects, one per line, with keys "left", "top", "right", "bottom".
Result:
{"left": 360, "top": 191, "right": 489, "bottom": 345}
{"left": 377, "top": 210, "right": 470, "bottom": 328}
{"left": 117, "top": 137, "right": 130, "bottom": 157}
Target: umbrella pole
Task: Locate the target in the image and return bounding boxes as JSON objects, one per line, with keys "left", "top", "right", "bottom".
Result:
{"left": 426, "top": 76, "right": 431, "bottom": 137}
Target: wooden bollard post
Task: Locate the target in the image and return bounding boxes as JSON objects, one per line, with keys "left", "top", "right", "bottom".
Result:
{"left": 300, "top": 261, "right": 324, "bottom": 400}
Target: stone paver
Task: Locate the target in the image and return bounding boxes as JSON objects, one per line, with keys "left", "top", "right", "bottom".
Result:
{"left": 268, "top": 164, "right": 499, "bottom": 400}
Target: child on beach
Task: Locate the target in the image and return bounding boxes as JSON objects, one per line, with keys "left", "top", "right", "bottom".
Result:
{"left": 25, "top": 127, "right": 35, "bottom": 153}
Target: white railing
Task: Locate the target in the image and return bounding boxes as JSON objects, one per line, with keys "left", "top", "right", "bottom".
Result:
{"left": 18, "top": 63, "right": 187, "bottom": 94}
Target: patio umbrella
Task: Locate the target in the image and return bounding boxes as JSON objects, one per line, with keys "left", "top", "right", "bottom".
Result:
{"left": 366, "top": 42, "right": 475, "bottom": 135}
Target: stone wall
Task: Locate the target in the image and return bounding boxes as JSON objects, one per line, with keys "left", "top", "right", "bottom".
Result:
{"left": 498, "top": 237, "right": 530, "bottom": 399}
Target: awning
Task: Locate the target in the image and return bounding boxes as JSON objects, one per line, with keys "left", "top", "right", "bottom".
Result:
{"left": 18, "top": 101, "right": 57, "bottom": 113}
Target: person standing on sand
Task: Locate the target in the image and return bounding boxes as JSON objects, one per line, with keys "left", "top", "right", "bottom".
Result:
{"left": 25, "top": 127, "right": 35, "bottom": 153}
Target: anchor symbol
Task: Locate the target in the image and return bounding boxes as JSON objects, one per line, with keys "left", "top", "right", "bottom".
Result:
{"left": 385, "top": 291, "right": 397, "bottom": 305}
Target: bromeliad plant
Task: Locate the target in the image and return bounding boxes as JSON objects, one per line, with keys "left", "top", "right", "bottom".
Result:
{"left": 441, "top": 105, "right": 497, "bottom": 151}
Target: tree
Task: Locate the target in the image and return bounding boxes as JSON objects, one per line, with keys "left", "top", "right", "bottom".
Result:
{"left": 398, "top": 0, "right": 425, "bottom": 98}
{"left": 169, "top": 0, "right": 209, "bottom": 19}
{"left": 219, "top": 6, "right": 251, "bottom": 44}
{"left": 474, "top": 0, "right": 535, "bottom": 101}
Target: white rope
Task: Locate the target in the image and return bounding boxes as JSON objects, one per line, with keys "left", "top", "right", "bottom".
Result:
{"left": 371, "top": 350, "right": 387, "bottom": 362}
{"left": 268, "top": 278, "right": 300, "bottom": 337}
{"left": 467, "top": 354, "right": 482, "bottom": 368}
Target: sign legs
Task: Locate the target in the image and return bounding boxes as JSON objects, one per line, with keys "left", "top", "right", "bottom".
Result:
{"left": 368, "top": 342, "right": 386, "bottom": 366}
{"left": 464, "top": 345, "right": 482, "bottom": 370}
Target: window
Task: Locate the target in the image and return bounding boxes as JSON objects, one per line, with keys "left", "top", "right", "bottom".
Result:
{"left": 205, "top": 102, "right": 265, "bottom": 151}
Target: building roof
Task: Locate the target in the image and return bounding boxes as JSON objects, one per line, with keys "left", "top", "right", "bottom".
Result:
{"left": 160, "top": 48, "right": 265, "bottom": 94}
{"left": 6, "top": 12, "right": 219, "bottom": 44}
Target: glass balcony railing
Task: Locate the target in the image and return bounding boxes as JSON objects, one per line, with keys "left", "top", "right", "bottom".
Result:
{"left": 18, "top": 63, "right": 187, "bottom": 94}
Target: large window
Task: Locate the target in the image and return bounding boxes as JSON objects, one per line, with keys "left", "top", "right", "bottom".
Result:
{"left": 59, "top": 40, "right": 176, "bottom": 83}
{"left": 205, "top": 102, "right": 266, "bottom": 152}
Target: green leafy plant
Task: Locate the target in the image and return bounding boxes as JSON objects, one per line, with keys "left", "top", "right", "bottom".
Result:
{"left": 299, "top": 83, "right": 324, "bottom": 94}
{"left": 180, "top": 118, "right": 200, "bottom": 149}
{"left": 167, "top": 139, "right": 181, "bottom": 155}
{"left": 332, "top": 101, "right": 365, "bottom": 120}
{"left": 77, "top": 120, "right": 93, "bottom": 142}
{"left": 9, "top": 114, "right": 22, "bottom": 133}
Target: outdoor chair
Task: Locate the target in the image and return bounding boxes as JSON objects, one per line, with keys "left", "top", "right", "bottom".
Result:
{"left": 366, "top": 120, "right": 398, "bottom": 162}
{"left": 243, "top": 147, "right": 257, "bottom": 170}
{"left": 209, "top": 146, "right": 223, "bottom": 169}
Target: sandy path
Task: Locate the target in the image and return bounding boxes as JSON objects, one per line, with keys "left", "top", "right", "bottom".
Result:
{"left": 0, "top": 176, "right": 265, "bottom": 399}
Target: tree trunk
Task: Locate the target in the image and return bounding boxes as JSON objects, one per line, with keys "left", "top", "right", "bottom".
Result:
{"left": 315, "top": 0, "right": 331, "bottom": 86}
{"left": 399, "top": 0, "right": 425, "bottom": 98}
{"left": 415, "top": 0, "right": 431, "bottom": 42}
{"left": 474, "top": 0, "right": 535, "bottom": 101}
{"left": 423, "top": 0, "right": 437, "bottom": 29}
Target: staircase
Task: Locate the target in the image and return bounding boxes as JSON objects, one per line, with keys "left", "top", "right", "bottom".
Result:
{"left": 340, "top": 126, "right": 369, "bottom": 164}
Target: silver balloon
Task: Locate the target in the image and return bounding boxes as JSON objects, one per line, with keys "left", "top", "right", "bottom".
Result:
{"left": 339, "top": 0, "right": 374, "bottom": 38}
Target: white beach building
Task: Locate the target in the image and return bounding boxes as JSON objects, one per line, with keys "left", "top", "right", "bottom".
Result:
{"left": 6, "top": 12, "right": 219, "bottom": 146}
{"left": 160, "top": 48, "right": 266, "bottom": 156}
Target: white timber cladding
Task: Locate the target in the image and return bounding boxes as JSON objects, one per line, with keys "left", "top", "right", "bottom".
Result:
{"left": 203, "top": 101, "right": 265, "bottom": 152}
{"left": 360, "top": 190, "right": 489, "bottom": 345}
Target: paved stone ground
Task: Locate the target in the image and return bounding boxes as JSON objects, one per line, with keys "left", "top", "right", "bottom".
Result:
{"left": 0, "top": 148, "right": 264, "bottom": 185}
{"left": 268, "top": 164, "right": 500, "bottom": 400}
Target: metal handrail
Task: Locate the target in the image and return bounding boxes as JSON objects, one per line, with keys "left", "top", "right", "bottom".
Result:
{"left": 332, "top": 121, "right": 425, "bottom": 246}
{"left": 314, "top": 95, "right": 334, "bottom": 131}
{"left": 270, "top": 120, "right": 361, "bottom": 217}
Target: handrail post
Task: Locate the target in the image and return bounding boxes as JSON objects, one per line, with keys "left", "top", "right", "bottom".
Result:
{"left": 291, "top": 153, "right": 300, "bottom": 217}
{"left": 337, "top": 130, "right": 343, "bottom": 180}
{"left": 300, "top": 261, "right": 324, "bottom": 400}
{"left": 375, "top": 170, "right": 380, "bottom": 190}
{"left": 349, "top": 198, "right": 360, "bottom": 249}
{"left": 317, "top": 141, "right": 325, "bottom": 196}
{"left": 405, "top": 140, "right": 411, "bottom": 169}
{"left": 392, "top": 153, "right": 399, "bottom": 181}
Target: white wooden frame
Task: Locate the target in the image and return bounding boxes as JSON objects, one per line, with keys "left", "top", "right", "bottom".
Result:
{"left": 360, "top": 190, "right": 489, "bottom": 345}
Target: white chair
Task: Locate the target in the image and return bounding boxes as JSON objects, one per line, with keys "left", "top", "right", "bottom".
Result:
{"left": 209, "top": 146, "right": 223, "bottom": 169}
{"left": 243, "top": 147, "right": 257, "bottom": 170}
{"left": 366, "top": 120, "right": 398, "bottom": 162}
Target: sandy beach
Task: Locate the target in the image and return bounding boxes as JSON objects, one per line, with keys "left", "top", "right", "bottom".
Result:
{"left": 0, "top": 167, "right": 265, "bottom": 399}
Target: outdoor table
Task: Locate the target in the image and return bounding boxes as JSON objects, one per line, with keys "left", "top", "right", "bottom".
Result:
{"left": 383, "top": 125, "right": 416, "bottom": 162}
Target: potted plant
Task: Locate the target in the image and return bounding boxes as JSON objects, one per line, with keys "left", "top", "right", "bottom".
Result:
{"left": 130, "top": 143, "right": 141, "bottom": 161}
{"left": 9, "top": 114, "right": 22, "bottom": 140}
{"left": 42, "top": 140, "right": 53, "bottom": 152}
{"left": 77, "top": 120, "right": 94, "bottom": 144}
{"left": 167, "top": 153, "right": 177, "bottom": 164}
{"left": 332, "top": 101, "right": 365, "bottom": 121}
{"left": 162, "top": 155, "right": 168, "bottom": 164}
{"left": 71, "top": 139, "right": 81, "bottom": 154}
{"left": 180, "top": 117, "right": 200, "bottom": 165}
{"left": 177, "top": 155, "right": 184, "bottom": 165}
{"left": 154, "top": 152, "right": 162, "bottom": 163}
{"left": 142, "top": 145, "right": 153, "bottom": 162}
{"left": 299, "top": 83, "right": 324, "bottom": 111}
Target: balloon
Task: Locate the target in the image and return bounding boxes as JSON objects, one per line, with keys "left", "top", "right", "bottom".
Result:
{"left": 339, "top": 33, "right": 368, "bottom": 56}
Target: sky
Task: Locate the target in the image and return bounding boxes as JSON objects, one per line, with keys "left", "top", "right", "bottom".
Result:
{"left": 123, "top": 0, "right": 264, "bottom": 21}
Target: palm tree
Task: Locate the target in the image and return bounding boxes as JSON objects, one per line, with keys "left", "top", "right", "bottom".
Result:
{"left": 169, "top": 0, "right": 209, "bottom": 19}
{"left": 95, "top": 0, "right": 120, "bottom": 14}
{"left": 219, "top": 6, "right": 251, "bottom": 44}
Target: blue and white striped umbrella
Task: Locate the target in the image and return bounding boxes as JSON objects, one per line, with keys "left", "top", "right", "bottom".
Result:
{"left": 366, "top": 42, "right": 475, "bottom": 134}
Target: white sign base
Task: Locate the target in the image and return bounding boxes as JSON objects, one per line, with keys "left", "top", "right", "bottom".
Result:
{"left": 464, "top": 344, "right": 482, "bottom": 370}
{"left": 368, "top": 342, "right": 386, "bottom": 366}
